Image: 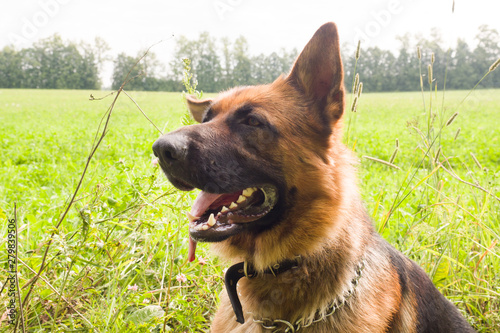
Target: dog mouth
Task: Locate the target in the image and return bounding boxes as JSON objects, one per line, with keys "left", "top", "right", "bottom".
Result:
{"left": 186, "top": 185, "right": 278, "bottom": 261}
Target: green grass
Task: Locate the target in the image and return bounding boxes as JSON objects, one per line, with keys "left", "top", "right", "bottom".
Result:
{"left": 0, "top": 88, "right": 499, "bottom": 332}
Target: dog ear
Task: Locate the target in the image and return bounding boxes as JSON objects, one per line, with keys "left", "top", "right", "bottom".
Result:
{"left": 186, "top": 95, "right": 213, "bottom": 123}
{"left": 287, "top": 22, "right": 345, "bottom": 120}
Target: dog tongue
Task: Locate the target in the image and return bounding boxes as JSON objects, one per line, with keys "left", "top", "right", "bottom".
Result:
{"left": 191, "top": 191, "right": 224, "bottom": 217}
{"left": 188, "top": 236, "right": 197, "bottom": 262}
{"left": 187, "top": 191, "right": 224, "bottom": 262}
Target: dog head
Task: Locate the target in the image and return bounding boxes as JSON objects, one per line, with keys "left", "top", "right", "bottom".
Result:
{"left": 153, "top": 22, "right": 356, "bottom": 269}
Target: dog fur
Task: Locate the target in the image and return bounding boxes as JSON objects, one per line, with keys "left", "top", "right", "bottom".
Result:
{"left": 153, "top": 22, "right": 475, "bottom": 332}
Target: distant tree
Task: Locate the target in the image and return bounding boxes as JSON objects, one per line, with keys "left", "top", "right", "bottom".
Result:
{"left": 341, "top": 43, "right": 357, "bottom": 93}
{"left": 16, "top": 35, "right": 99, "bottom": 89}
{"left": 447, "top": 39, "right": 475, "bottom": 90}
{"left": 170, "top": 33, "right": 296, "bottom": 92}
{"left": 170, "top": 32, "right": 223, "bottom": 92}
{"left": 473, "top": 25, "right": 500, "bottom": 88}
{"left": 141, "top": 51, "right": 183, "bottom": 91}
{"left": 195, "top": 33, "right": 223, "bottom": 92}
{"left": 78, "top": 50, "right": 100, "bottom": 90}
{"left": 0, "top": 46, "right": 23, "bottom": 88}
{"left": 231, "top": 36, "right": 252, "bottom": 87}
{"left": 80, "top": 37, "right": 111, "bottom": 88}
{"left": 252, "top": 53, "right": 276, "bottom": 84}
{"left": 251, "top": 49, "right": 298, "bottom": 84}
{"left": 416, "top": 28, "right": 447, "bottom": 90}
{"left": 92, "top": 37, "right": 112, "bottom": 74}
{"left": 282, "top": 48, "right": 298, "bottom": 73}
{"left": 111, "top": 51, "right": 182, "bottom": 92}
{"left": 220, "top": 37, "right": 233, "bottom": 89}
{"left": 141, "top": 51, "right": 164, "bottom": 78}
{"left": 111, "top": 53, "right": 143, "bottom": 90}
{"left": 357, "top": 47, "right": 396, "bottom": 92}
{"left": 170, "top": 35, "right": 197, "bottom": 82}
{"left": 394, "top": 34, "right": 420, "bottom": 91}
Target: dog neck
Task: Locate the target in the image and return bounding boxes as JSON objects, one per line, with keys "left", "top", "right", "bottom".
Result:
{"left": 224, "top": 256, "right": 303, "bottom": 324}
{"left": 224, "top": 254, "right": 365, "bottom": 328}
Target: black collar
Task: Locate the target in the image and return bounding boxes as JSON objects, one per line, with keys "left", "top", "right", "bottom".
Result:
{"left": 224, "top": 256, "right": 302, "bottom": 324}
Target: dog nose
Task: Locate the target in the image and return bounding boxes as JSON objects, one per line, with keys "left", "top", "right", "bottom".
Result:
{"left": 152, "top": 132, "right": 189, "bottom": 165}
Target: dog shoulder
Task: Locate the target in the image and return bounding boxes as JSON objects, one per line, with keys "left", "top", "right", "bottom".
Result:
{"left": 374, "top": 236, "right": 476, "bottom": 332}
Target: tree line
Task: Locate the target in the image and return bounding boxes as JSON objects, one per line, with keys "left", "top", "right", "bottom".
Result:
{"left": 109, "top": 33, "right": 298, "bottom": 92}
{"left": 0, "top": 35, "right": 106, "bottom": 90}
{"left": 0, "top": 25, "right": 498, "bottom": 92}
{"left": 343, "top": 25, "right": 500, "bottom": 92}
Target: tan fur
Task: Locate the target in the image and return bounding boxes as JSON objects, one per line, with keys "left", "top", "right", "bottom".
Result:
{"left": 172, "top": 22, "right": 474, "bottom": 333}
{"left": 204, "top": 22, "right": 400, "bottom": 333}
{"left": 204, "top": 23, "right": 402, "bottom": 332}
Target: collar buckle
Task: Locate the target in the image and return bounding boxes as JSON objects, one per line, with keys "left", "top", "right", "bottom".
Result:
{"left": 224, "top": 256, "right": 302, "bottom": 324}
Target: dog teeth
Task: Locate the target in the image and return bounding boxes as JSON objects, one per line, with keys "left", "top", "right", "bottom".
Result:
{"left": 187, "top": 212, "right": 199, "bottom": 222}
{"left": 190, "top": 214, "right": 217, "bottom": 232}
{"left": 193, "top": 223, "right": 210, "bottom": 231}
{"left": 193, "top": 223, "right": 209, "bottom": 231}
{"left": 207, "top": 213, "right": 216, "bottom": 226}
{"left": 242, "top": 188, "right": 256, "bottom": 197}
{"left": 220, "top": 188, "right": 259, "bottom": 214}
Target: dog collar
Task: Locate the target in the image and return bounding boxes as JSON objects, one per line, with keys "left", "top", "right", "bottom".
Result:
{"left": 224, "top": 256, "right": 302, "bottom": 324}
{"left": 253, "top": 259, "right": 366, "bottom": 332}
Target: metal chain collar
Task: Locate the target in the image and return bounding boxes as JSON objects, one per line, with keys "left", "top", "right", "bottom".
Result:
{"left": 252, "top": 259, "right": 366, "bottom": 333}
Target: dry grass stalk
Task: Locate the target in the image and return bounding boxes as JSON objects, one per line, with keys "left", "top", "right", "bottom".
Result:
{"left": 470, "top": 152, "right": 483, "bottom": 170}
{"left": 434, "top": 147, "right": 441, "bottom": 164}
{"left": 389, "top": 148, "right": 399, "bottom": 164}
{"left": 19, "top": 259, "right": 92, "bottom": 326}
{"left": 428, "top": 64, "right": 433, "bottom": 85}
{"left": 353, "top": 74, "right": 359, "bottom": 94}
{"left": 363, "top": 155, "right": 401, "bottom": 170}
{"left": 355, "top": 40, "right": 361, "bottom": 60}
{"left": 440, "top": 163, "right": 500, "bottom": 203}
{"left": 351, "top": 96, "right": 358, "bottom": 112}
{"left": 446, "top": 112, "right": 459, "bottom": 126}
{"left": 489, "top": 58, "right": 500, "bottom": 72}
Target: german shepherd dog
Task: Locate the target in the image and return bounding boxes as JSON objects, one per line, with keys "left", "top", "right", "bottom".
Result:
{"left": 153, "top": 23, "right": 475, "bottom": 332}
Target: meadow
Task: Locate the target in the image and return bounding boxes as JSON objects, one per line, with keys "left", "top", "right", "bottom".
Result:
{"left": 0, "top": 87, "right": 499, "bottom": 332}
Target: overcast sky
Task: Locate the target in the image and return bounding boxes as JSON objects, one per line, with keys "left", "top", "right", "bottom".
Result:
{"left": 1, "top": 0, "right": 499, "bottom": 86}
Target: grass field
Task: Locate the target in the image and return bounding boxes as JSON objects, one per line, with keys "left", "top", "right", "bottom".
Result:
{"left": 0, "top": 88, "right": 499, "bottom": 332}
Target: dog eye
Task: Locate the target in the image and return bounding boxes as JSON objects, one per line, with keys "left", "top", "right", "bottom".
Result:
{"left": 244, "top": 116, "right": 262, "bottom": 127}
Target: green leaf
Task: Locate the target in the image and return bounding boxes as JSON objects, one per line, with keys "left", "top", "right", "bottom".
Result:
{"left": 79, "top": 205, "right": 91, "bottom": 239}
{"left": 126, "top": 305, "right": 165, "bottom": 325}
{"left": 433, "top": 258, "right": 450, "bottom": 287}
{"left": 26, "top": 214, "right": 37, "bottom": 224}
{"left": 107, "top": 197, "right": 118, "bottom": 206}
{"left": 39, "top": 289, "right": 52, "bottom": 299}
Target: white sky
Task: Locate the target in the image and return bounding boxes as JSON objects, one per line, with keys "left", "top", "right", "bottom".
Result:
{"left": 1, "top": 0, "right": 499, "bottom": 86}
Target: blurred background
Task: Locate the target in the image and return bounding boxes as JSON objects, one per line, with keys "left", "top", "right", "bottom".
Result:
{"left": 1, "top": 0, "right": 499, "bottom": 91}
{"left": 1, "top": 1, "right": 499, "bottom": 332}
